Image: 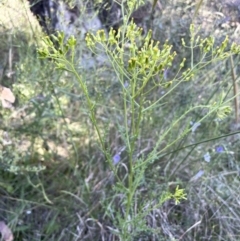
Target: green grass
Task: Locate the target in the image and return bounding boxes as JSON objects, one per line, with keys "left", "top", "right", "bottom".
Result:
{"left": 1, "top": 0, "right": 240, "bottom": 240}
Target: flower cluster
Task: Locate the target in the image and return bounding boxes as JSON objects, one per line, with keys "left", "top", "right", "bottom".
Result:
{"left": 85, "top": 20, "right": 177, "bottom": 98}
{"left": 38, "top": 32, "right": 77, "bottom": 70}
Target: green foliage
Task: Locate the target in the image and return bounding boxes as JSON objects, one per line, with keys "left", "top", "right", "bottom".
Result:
{"left": 1, "top": 1, "right": 240, "bottom": 240}
{"left": 37, "top": 5, "right": 239, "bottom": 237}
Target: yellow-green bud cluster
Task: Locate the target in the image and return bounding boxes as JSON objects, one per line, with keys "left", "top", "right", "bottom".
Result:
{"left": 38, "top": 31, "right": 77, "bottom": 70}
{"left": 128, "top": 39, "right": 176, "bottom": 77}
{"left": 85, "top": 32, "right": 96, "bottom": 48}
{"left": 182, "top": 68, "right": 194, "bottom": 81}
{"left": 84, "top": 20, "right": 177, "bottom": 96}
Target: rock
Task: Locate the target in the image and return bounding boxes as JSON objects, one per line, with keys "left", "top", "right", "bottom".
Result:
{"left": 0, "top": 0, "right": 43, "bottom": 41}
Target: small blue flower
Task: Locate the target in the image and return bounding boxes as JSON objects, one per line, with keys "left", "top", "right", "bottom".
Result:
{"left": 203, "top": 152, "right": 211, "bottom": 162}
{"left": 113, "top": 154, "right": 121, "bottom": 165}
{"left": 215, "top": 145, "right": 224, "bottom": 153}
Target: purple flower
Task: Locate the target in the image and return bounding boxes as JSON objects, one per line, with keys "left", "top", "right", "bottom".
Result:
{"left": 113, "top": 154, "right": 121, "bottom": 165}
{"left": 215, "top": 145, "right": 224, "bottom": 153}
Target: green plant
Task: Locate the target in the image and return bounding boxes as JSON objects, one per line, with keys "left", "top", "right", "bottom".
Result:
{"left": 36, "top": 0, "right": 240, "bottom": 239}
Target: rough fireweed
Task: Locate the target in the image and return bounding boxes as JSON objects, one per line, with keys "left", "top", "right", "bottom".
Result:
{"left": 37, "top": 7, "right": 240, "bottom": 239}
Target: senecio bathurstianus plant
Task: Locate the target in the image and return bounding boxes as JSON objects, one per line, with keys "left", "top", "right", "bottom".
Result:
{"left": 38, "top": 0, "right": 240, "bottom": 239}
